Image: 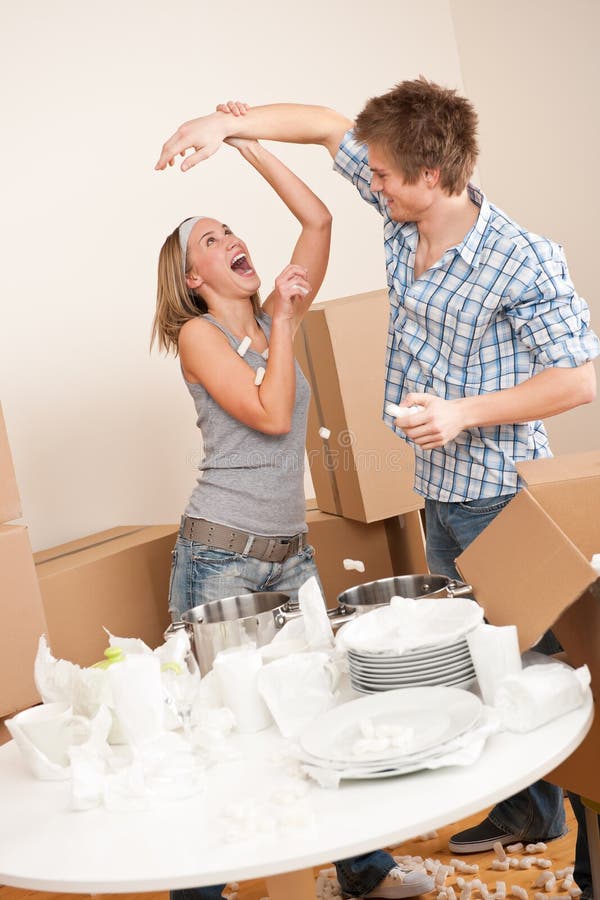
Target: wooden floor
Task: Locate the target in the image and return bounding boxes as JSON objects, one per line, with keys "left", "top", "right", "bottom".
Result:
{"left": 0, "top": 798, "right": 580, "bottom": 900}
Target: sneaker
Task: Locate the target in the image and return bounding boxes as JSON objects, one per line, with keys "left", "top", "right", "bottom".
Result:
{"left": 448, "top": 816, "right": 520, "bottom": 854}
{"left": 364, "top": 867, "right": 435, "bottom": 899}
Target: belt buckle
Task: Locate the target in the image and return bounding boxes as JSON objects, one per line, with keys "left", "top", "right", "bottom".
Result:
{"left": 264, "top": 538, "right": 281, "bottom": 563}
{"left": 279, "top": 537, "right": 296, "bottom": 563}
{"left": 264, "top": 537, "right": 287, "bottom": 563}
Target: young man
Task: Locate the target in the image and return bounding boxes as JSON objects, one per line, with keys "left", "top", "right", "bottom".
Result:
{"left": 156, "top": 78, "right": 598, "bottom": 866}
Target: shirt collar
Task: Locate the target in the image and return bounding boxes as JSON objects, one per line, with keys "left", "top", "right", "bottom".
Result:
{"left": 459, "top": 184, "right": 491, "bottom": 269}
{"left": 393, "top": 183, "right": 491, "bottom": 269}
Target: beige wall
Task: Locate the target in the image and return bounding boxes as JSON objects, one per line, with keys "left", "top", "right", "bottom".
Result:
{"left": 3, "top": 1, "right": 596, "bottom": 551}
{"left": 450, "top": 0, "right": 600, "bottom": 454}
{"left": 0, "top": 0, "right": 465, "bottom": 550}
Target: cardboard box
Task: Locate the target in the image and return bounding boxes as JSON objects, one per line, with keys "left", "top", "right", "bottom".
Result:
{"left": 35, "top": 525, "right": 178, "bottom": 668}
{"left": 0, "top": 403, "right": 21, "bottom": 523}
{"left": 295, "top": 290, "right": 423, "bottom": 523}
{"left": 307, "top": 508, "right": 427, "bottom": 609}
{"left": 385, "top": 509, "right": 428, "bottom": 579}
{"left": 0, "top": 525, "right": 47, "bottom": 716}
{"left": 0, "top": 718, "right": 11, "bottom": 745}
{"left": 457, "top": 451, "right": 600, "bottom": 796}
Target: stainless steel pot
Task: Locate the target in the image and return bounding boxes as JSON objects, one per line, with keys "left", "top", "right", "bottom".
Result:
{"left": 167, "top": 576, "right": 474, "bottom": 672}
{"left": 173, "top": 592, "right": 298, "bottom": 676}
{"left": 329, "top": 574, "right": 473, "bottom": 628}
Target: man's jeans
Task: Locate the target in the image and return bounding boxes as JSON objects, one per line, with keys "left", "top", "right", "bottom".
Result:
{"left": 568, "top": 792, "right": 595, "bottom": 900}
{"left": 335, "top": 852, "right": 396, "bottom": 896}
{"left": 425, "top": 495, "right": 566, "bottom": 842}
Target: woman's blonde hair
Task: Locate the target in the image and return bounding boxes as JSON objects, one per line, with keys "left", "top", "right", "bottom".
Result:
{"left": 151, "top": 221, "right": 262, "bottom": 355}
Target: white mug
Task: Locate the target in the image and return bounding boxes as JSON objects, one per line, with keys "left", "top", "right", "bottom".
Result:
{"left": 213, "top": 645, "right": 273, "bottom": 734}
{"left": 6, "top": 702, "right": 92, "bottom": 777}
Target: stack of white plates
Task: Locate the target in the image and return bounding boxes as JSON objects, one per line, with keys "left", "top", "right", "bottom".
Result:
{"left": 299, "top": 686, "right": 483, "bottom": 780}
{"left": 348, "top": 637, "right": 476, "bottom": 693}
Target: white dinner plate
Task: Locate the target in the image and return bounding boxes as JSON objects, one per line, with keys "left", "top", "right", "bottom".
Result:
{"left": 349, "top": 659, "right": 475, "bottom": 683}
{"left": 349, "top": 672, "right": 475, "bottom": 691}
{"left": 350, "top": 672, "right": 475, "bottom": 692}
{"left": 352, "top": 675, "right": 477, "bottom": 695}
{"left": 349, "top": 671, "right": 475, "bottom": 690}
{"left": 348, "top": 639, "right": 470, "bottom": 664}
{"left": 303, "top": 756, "right": 454, "bottom": 780}
{"left": 349, "top": 652, "right": 472, "bottom": 677}
{"left": 339, "top": 599, "right": 483, "bottom": 655}
{"left": 298, "top": 711, "right": 484, "bottom": 772}
{"left": 299, "top": 686, "right": 482, "bottom": 764}
{"left": 348, "top": 656, "right": 472, "bottom": 676}
{"left": 329, "top": 757, "right": 447, "bottom": 780}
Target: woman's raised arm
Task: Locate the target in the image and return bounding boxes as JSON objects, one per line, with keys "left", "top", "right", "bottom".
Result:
{"left": 228, "top": 137, "right": 332, "bottom": 329}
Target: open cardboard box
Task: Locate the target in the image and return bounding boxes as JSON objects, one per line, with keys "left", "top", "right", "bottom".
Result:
{"left": 295, "top": 290, "right": 422, "bottom": 523}
{"left": 457, "top": 451, "right": 600, "bottom": 796}
{"left": 306, "top": 505, "right": 427, "bottom": 609}
{"left": 0, "top": 403, "right": 21, "bottom": 523}
{"left": 35, "top": 525, "right": 178, "bottom": 668}
{"left": 0, "top": 525, "right": 47, "bottom": 716}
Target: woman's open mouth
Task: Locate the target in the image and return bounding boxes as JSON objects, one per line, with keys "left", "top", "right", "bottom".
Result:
{"left": 230, "top": 252, "right": 255, "bottom": 276}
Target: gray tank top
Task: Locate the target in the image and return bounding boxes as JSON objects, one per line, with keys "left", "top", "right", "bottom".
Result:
{"left": 184, "top": 313, "right": 310, "bottom": 536}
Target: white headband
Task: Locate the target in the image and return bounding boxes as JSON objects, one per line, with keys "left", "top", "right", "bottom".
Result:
{"left": 178, "top": 216, "right": 205, "bottom": 274}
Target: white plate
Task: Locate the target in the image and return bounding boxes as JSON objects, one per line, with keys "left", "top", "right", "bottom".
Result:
{"left": 348, "top": 656, "right": 472, "bottom": 676}
{"left": 350, "top": 657, "right": 474, "bottom": 680}
{"left": 348, "top": 639, "right": 470, "bottom": 664}
{"left": 339, "top": 599, "right": 483, "bottom": 655}
{"left": 350, "top": 673, "right": 475, "bottom": 692}
{"left": 350, "top": 674, "right": 475, "bottom": 693}
{"left": 348, "top": 665, "right": 474, "bottom": 684}
{"left": 299, "top": 686, "right": 482, "bottom": 764}
{"left": 299, "top": 711, "right": 484, "bottom": 772}
{"left": 349, "top": 652, "right": 472, "bottom": 676}
{"left": 303, "top": 755, "right": 453, "bottom": 780}
{"left": 327, "top": 757, "right": 445, "bottom": 780}
{"left": 352, "top": 675, "right": 477, "bottom": 695}
{"left": 350, "top": 669, "right": 475, "bottom": 691}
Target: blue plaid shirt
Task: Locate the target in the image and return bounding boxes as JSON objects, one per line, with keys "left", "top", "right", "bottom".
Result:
{"left": 334, "top": 130, "right": 600, "bottom": 502}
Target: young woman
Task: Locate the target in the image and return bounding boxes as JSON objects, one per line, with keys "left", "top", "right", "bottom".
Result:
{"left": 153, "top": 137, "right": 331, "bottom": 620}
{"left": 153, "top": 134, "right": 431, "bottom": 900}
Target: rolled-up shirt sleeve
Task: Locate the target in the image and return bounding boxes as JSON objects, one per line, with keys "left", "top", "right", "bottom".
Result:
{"left": 333, "top": 129, "right": 387, "bottom": 217}
{"left": 505, "top": 241, "right": 600, "bottom": 368}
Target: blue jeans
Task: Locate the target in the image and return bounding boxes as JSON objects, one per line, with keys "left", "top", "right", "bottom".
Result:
{"left": 169, "top": 529, "right": 394, "bottom": 899}
{"left": 168, "top": 532, "right": 324, "bottom": 618}
{"left": 425, "top": 496, "right": 566, "bottom": 842}
{"left": 335, "top": 852, "right": 396, "bottom": 896}
{"left": 170, "top": 529, "right": 322, "bottom": 900}
{"left": 568, "top": 792, "right": 595, "bottom": 900}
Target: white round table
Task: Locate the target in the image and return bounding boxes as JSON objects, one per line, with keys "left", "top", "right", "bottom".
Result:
{"left": 0, "top": 691, "right": 592, "bottom": 900}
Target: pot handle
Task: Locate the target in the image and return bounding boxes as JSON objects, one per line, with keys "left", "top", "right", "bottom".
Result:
{"left": 326, "top": 604, "right": 357, "bottom": 630}
{"left": 273, "top": 605, "right": 304, "bottom": 629}
{"left": 163, "top": 620, "right": 195, "bottom": 641}
{"left": 274, "top": 603, "right": 356, "bottom": 630}
{"left": 446, "top": 580, "right": 473, "bottom": 598}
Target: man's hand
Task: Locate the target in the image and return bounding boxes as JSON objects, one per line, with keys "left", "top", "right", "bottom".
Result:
{"left": 155, "top": 113, "right": 229, "bottom": 171}
{"left": 216, "top": 101, "right": 249, "bottom": 117}
{"left": 397, "top": 393, "right": 467, "bottom": 449}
